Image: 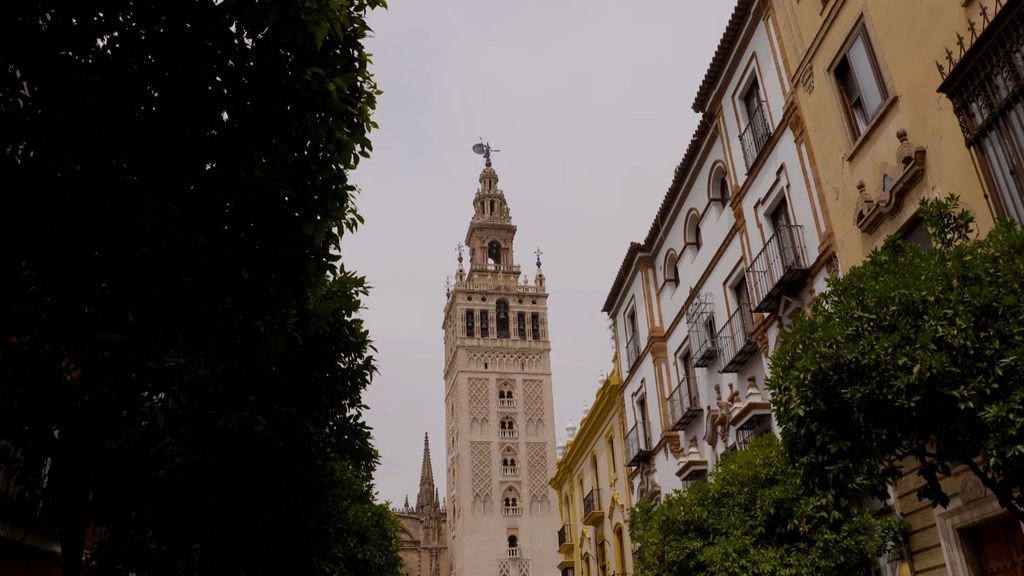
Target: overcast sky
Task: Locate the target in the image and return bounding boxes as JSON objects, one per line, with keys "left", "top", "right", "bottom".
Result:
{"left": 344, "top": 1, "right": 737, "bottom": 506}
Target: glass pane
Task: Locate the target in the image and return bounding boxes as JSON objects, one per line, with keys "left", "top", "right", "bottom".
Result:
{"left": 849, "top": 35, "right": 884, "bottom": 119}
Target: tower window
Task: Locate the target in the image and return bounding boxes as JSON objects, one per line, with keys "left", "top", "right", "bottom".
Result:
{"left": 517, "top": 312, "right": 527, "bottom": 340}
{"left": 488, "top": 240, "right": 502, "bottom": 267}
{"left": 496, "top": 300, "right": 510, "bottom": 338}
{"left": 480, "top": 310, "right": 490, "bottom": 338}
{"left": 465, "top": 309, "right": 475, "bottom": 338}
{"left": 531, "top": 313, "right": 541, "bottom": 340}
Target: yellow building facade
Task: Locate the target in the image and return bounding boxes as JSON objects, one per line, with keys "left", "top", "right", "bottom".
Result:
{"left": 549, "top": 363, "right": 634, "bottom": 576}
{"left": 770, "top": 1, "right": 1023, "bottom": 575}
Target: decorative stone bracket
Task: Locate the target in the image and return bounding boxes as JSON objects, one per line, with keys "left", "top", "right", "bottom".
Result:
{"left": 854, "top": 129, "right": 927, "bottom": 233}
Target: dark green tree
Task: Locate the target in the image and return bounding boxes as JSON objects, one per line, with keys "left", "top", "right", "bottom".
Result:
{"left": 629, "top": 436, "right": 901, "bottom": 576}
{"left": 0, "top": 1, "right": 401, "bottom": 574}
{"left": 768, "top": 196, "right": 1024, "bottom": 523}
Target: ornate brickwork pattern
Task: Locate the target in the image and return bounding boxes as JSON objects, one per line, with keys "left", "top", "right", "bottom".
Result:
{"left": 466, "top": 350, "right": 545, "bottom": 372}
{"left": 471, "top": 441, "right": 492, "bottom": 514}
{"left": 468, "top": 377, "right": 489, "bottom": 435}
{"left": 523, "top": 380, "right": 543, "bottom": 420}
{"left": 527, "top": 442, "right": 550, "bottom": 514}
{"left": 523, "top": 379, "right": 544, "bottom": 436}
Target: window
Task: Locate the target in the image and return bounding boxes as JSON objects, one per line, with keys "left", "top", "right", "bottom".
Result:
{"left": 685, "top": 211, "right": 702, "bottom": 250}
{"left": 517, "top": 312, "right": 527, "bottom": 340}
{"left": 739, "top": 76, "right": 771, "bottom": 169}
{"left": 834, "top": 26, "right": 887, "bottom": 138}
{"left": 710, "top": 165, "right": 731, "bottom": 205}
{"left": 480, "top": 310, "right": 490, "bottom": 338}
{"left": 624, "top": 306, "right": 640, "bottom": 367}
{"left": 901, "top": 218, "right": 933, "bottom": 250}
{"left": 664, "top": 251, "right": 679, "bottom": 284}
{"left": 487, "top": 240, "right": 502, "bottom": 266}
{"left": 678, "top": 349, "right": 698, "bottom": 408}
{"left": 496, "top": 300, "right": 510, "bottom": 338}
{"left": 939, "top": 5, "right": 1024, "bottom": 222}
{"left": 531, "top": 313, "right": 541, "bottom": 340}
{"left": 465, "top": 309, "right": 475, "bottom": 338}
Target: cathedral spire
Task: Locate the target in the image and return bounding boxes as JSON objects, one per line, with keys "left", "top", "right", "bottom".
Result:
{"left": 416, "top": 432, "right": 436, "bottom": 510}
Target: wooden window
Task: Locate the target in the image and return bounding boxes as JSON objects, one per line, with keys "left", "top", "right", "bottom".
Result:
{"left": 834, "top": 26, "right": 887, "bottom": 138}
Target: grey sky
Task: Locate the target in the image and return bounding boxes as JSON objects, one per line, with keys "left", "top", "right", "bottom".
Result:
{"left": 345, "top": 1, "right": 737, "bottom": 506}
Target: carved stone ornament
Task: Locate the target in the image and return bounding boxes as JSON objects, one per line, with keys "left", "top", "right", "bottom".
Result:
{"left": 959, "top": 476, "right": 987, "bottom": 504}
{"left": 800, "top": 66, "right": 815, "bottom": 94}
{"left": 854, "top": 129, "right": 927, "bottom": 233}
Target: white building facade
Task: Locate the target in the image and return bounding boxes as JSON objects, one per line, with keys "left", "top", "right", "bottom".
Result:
{"left": 603, "top": 0, "right": 835, "bottom": 501}
{"left": 443, "top": 157, "right": 562, "bottom": 576}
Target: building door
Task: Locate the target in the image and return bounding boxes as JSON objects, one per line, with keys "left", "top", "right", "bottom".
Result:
{"left": 962, "top": 515, "right": 1024, "bottom": 575}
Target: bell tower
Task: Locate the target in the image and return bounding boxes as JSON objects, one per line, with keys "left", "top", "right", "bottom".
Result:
{"left": 443, "top": 151, "right": 560, "bottom": 576}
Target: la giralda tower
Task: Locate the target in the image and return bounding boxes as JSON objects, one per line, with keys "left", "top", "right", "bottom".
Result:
{"left": 443, "top": 149, "right": 561, "bottom": 576}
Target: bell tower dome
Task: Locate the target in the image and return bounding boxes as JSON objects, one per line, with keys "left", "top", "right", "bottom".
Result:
{"left": 466, "top": 162, "right": 518, "bottom": 276}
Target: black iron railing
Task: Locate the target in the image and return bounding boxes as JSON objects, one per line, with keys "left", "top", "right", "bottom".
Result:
{"left": 717, "top": 304, "right": 758, "bottom": 373}
{"left": 583, "top": 488, "right": 601, "bottom": 518}
{"left": 625, "top": 423, "right": 652, "bottom": 467}
{"left": 667, "top": 378, "right": 701, "bottom": 430}
{"left": 746, "top": 224, "right": 809, "bottom": 313}
{"left": 557, "top": 524, "right": 571, "bottom": 549}
{"left": 740, "top": 101, "right": 772, "bottom": 170}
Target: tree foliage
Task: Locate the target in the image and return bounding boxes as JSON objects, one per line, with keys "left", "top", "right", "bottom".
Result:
{"left": 768, "top": 195, "right": 1024, "bottom": 522}
{"left": 629, "top": 436, "right": 901, "bottom": 576}
{"left": 0, "top": 0, "right": 401, "bottom": 574}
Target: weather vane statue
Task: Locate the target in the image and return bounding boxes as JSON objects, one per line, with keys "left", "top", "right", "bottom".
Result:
{"left": 472, "top": 139, "right": 500, "bottom": 167}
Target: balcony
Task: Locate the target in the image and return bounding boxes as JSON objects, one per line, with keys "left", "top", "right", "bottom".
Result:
{"left": 499, "top": 429, "right": 519, "bottom": 439}
{"left": 507, "top": 547, "right": 521, "bottom": 558}
{"left": 625, "top": 337, "right": 640, "bottom": 369}
{"left": 582, "top": 488, "right": 604, "bottom": 525}
{"left": 473, "top": 262, "right": 522, "bottom": 275}
{"left": 716, "top": 305, "right": 758, "bottom": 373}
{"left": 498, "top": 398, "right": 516, "bottom": 409}
{"left": 739, "top": 100, "right": 772, "bottom": 170}
{"left": 501, "top": 466, "right": 520, "bottom": 477}
{"left": 736, "top": 414, "right": 773, "bottom": 449}
{"left": 557, "top": 524, "right": 574, "bottom": 554}
{"left": 686, "top": 293, "right": 718, "bottom": 367}
{"left": 625, "top": 423, "right": 652, "bottom": 467}
{"left": 746, "top": 224, "right": 809, "bottom": 313}
{"left": 503, "top": 506, "right": 522, "bottom": 516}
{"left": 667, "top": 379, "right": 701, "bottom": 430}
{"left": 675, "top": 439, "right": 709, "bottom": 489}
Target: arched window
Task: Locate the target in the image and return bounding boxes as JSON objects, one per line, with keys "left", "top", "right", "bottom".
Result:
{"left": 664, "top": 250, "right": 679, "bottom": 284}
{"left": 709, "top": 164, "right": 731, "bottom": 205}
{"left": 685, "top": 211, "right": 702, "bottom": 251}
{"left": 496, "top": 300, "right": 510, "bottom": 338}
{"left": 499, "top": 390, "right": 506, "bottom": 399}
{"left": 487, "top": 241, "right": 502, "bottom": 266}
{"left": 508, "top": 535, "right": 518, "bottom": 549}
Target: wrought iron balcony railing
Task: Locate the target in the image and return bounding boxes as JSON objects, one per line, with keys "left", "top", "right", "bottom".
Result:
{"left": 557, "top": 524, "right": 572, "bottom": 552}
{"left": 667, "top": 378, "right": 701, "bottom": 430}
{"left": 745, "top": 224, "right": 809, "bottom": 313}
{"left": 716, "top": 304, "right": 758, "bottom": 373}
{"left": 739, "top": 101, "right": 772, "bottom": 170}
{"left": 582, "top": 488, "right": 603, "bottom": 525}
{"left": 687, "top": 293, "right": 718, "bottom": 367}
{"left": 625, "top": 337, "right": 640, "bottom": 370}
{"left": 625, "top": 423, "right": 652, "bottom": 467}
